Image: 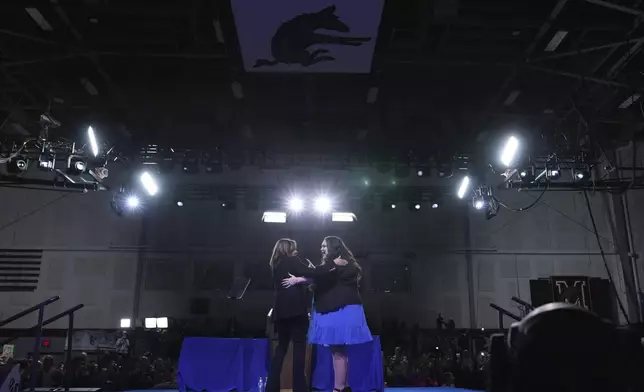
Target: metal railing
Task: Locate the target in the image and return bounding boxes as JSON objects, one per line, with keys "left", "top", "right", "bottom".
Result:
{"left": 0, "top": 296, "right": 59, "bottom": 392}
{"left": 511, "top": 296, "right": 535, "bottom": 311}
{"left": 0, "top": 297, "right": 83, "bottom": 392}
{"left": 489, "top": 303, "right": 522, "bottom": 329}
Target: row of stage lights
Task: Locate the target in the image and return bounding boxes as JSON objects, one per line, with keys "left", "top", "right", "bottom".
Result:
{"left": 453, "top": 135, "right": 592, "bottom": 217}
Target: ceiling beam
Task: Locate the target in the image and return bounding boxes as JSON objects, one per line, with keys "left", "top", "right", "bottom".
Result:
{"left": 529, "top": 37, "right": 644, "bottom": 63}
{"left": 583, "top": 0, "right": 644, "bottom": 16}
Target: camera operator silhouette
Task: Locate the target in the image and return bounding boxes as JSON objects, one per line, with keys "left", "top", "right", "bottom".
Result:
{"left": 253, "top": 5, "right": 371, "bottom": 68}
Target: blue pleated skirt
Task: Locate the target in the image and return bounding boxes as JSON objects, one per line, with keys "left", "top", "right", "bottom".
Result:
{"left": 308, "top": 304, "right": 373, "bottom": 346}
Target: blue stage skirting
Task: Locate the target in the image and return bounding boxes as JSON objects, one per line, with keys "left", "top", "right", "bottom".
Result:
{"left": 178, "top": 337, "right": 385, "bottom": 392}
{"left": 178, "top": 337, "right": 269, "bottom": 392}
{"left": 312, "top": 336, "right": 384, "bottom": 392}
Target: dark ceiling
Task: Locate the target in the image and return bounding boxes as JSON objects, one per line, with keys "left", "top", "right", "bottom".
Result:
{"left": 2, "top": 0, "right": 644, "bottom": 157}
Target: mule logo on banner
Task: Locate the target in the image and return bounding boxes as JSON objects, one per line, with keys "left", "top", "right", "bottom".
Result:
{"left": 552, "top": 276, "right": 590, "bottom": 309}
{"left": 232, "top": 0, "right": 384, "bottom": 73}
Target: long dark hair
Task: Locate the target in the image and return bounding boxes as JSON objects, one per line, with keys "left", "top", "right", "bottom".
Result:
{"left": 269, "top": 238, "right": 297, "bottom": 269}
{"left": 322, "top": 236, "right": 362, "bottom": 277}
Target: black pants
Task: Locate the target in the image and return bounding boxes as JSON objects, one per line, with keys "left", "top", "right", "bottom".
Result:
{"left": 267, "top": 315, "right": 309, "bottom": 392}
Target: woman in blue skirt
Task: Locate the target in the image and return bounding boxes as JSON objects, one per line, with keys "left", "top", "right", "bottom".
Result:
{"left": 283, "top": 236, "right": 372, "bottom": 392}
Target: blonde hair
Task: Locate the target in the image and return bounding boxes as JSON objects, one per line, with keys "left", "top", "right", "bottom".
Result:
{"left": 269, "top": 238, "right": 297, "bottom": 269}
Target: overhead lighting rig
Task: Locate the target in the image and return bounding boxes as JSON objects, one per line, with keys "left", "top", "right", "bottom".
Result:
{"left": 0, "top": 117, "right": 113, "bottom": 192}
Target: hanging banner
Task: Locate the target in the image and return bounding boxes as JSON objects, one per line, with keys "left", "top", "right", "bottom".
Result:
{"left": 69, "top": 330, "right": 120, "bottom": 351}
{"left": 231, "top": 0, "right": 385, "bottom": 73}
{"left": 1, "top": 345, "right": 14, "bottom": 359}
{"left": 551, "top": 276, "right": 591, "bottom": 309}
{"left": 0, "top": 364, "right": 20, "bottom": 392}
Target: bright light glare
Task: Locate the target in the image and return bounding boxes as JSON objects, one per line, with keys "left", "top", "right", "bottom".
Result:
{"left": 87, "top": 126, "right": 99, "bottom": 157}
{"left": 314, "top": 196, "right": 332, "bottom": 213}
{"left": 457, "top": 176, "right": 470, "bottom": 199}
{"left": 500, "top": 136, "right": 519, "bottom": 167}
{"left": 432, "top": 203, "right": 439, "bottom": 209}
{"left": 474, "top": 200, "right": 485, "bottom": 210}
{"left": 391, "top": 204, "right": 396, "bottom": 209}
{"left": 156, "top": 317, "right": 169, "bottom": 329}
{"left": 120, "top": 318, "right": 131, "bottom": 328}
{"left": 140, "top": 172, "right": 159, "bottom": 196}
{"left": 126, "top": 196, "right": 140, "bottom": 209}
{"left": 262, "top": 211, "right": 287, "bottom": 223}
{"left": 177, "top": 201, "right": 184, "bottom": 207}
{"left": 332, "top": 212, "right": 356, "bottom": 222}
{"left": 288, "top": 197, "right": 304, "bottom": 212}
{"left": 414, "top": 204, "right": 421, "bottom": 210}
{"left": 145, "top": 318, "right": 157, "bottom": 329}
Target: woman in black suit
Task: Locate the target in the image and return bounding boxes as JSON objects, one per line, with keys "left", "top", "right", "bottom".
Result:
{"left": 266, "top": 238, "right": 343, "bottom": 392}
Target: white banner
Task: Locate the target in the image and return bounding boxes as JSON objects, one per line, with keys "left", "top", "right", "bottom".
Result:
{"left": 0, "top": 365, "right": 20, "bottom": 392}
{"left": 69, "top": 330, "right": 120, "bottom": 352}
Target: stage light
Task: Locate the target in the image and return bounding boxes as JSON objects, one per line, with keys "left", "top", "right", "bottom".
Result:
{"left": 409, "top": 203, "right": 421, "bottom": 211}
{"left": 432, "top": 203, "right": 439, "bottom": 209}
{"left": 8, "top": 156, "right": 28, "bottom": 173}
{"left": 391, "top": 204, "right": 396, "bottom": 209}
{"left": 473, "top": 198, "right": 486, "bottom": 210}
{"left": 38, "top": 152, "right": 55, "bottom": 171}
{"left": 500, "top": 136, "right": 519, "bottom": 167}
{"left": 126, "top": 196, "right": 140, "bottom": 209}
{"left": 262, "top": 211, "right": 287, "bottom": 223}
{"left": 176, "top": 201, "right": 184, "bottom": 207}
{"left": 120, "top": 318, "right": 131, "bottom": 328}
{"left": 332, "top": 212, "right": 356, "bottom": 222}
{"left": 145, "top": 318, "right": 157, "bottom": 329}
{"left": 288, "top": 197, "right": 304, "bottom": 212}
{"left": 417, "top": 169, "right": 424, "bottom": 177}
{"left": 457, "top": 176, "right": 470, "bottom": 199}
{"left": 67, "top": 156, "right": 86, "bottom": 175}
{"left": 314, "top": 196, "right": 332, "bottom": 213}
{"left": 221, "top": 201, "right": 236, "bottom": 210}
{"left": 156, "top": 317, "right": 169, "bottom": 329}
{"left": 87, "top": 126, "right": 99, "bottom": 157}
{"left": 548, "top": 169, "right": 560, "bottom": 180}
{"left": 574, "top": 169, "right": 590, "bottom": 181}
{"left": 140, "top": 172, "right": 159, "bottom": 196}
{"left": 520, "top": 169, "right": 535, "bottom": 183}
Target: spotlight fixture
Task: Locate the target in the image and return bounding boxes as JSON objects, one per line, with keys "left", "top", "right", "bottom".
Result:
{"left": 111, "top": 191, "right": 142, "bottom": 216}
{"left": 471, "top": 186, "right": 499, "bottom": 219}
{"left": 140, "top": 172, "right": 159, "bottom": 196}
{"left": 473, "top": 196, "right": 486, "bottom": 210}
{"left": 87, "top": 126, "right": 99, "bottom": 157}
{"left": 431, "top": 203, "right": 439, "bottom": 209}
{"left": 38, "top": 152, "right": 55, "bottom": 171}
{"left": 8, "top": 156, "right": 28, "bottom": 173}
{"left": 457, "top": 176, "right": 471, "bottom": 199}
{"left": 574, "top": 169, "right": 590, "bottom": 182}
{"left": 409, "top": 203, "right": 421, "bottom": 211}
{"left": 67, "top": 155, "right": 87, "bottom": 175}
{"left": 288, "top": 197, "right": 304, "bottom": 212}
{"left": 314, "top": 196, "right": 332, "bottom": 213}
{"left": 519, "top": 169, "right": 535, "bottom": 183}
{"left": 500, "top": 135, "right": 519, "bottom": 167}
{"left": 331, "top": 212, "right": 357, "bottom": 222}
{"left": 143, "top": 317, "right": 169, "bottom": 330}
{"left": 176, "top": 201, "right": 184, "bottom": 207}
{"left": 391, "top": 204, "right": 396, "bottom": 209}
{"left": 262, "top": 211, "right": 287, "bottom": 223}
{"left": 547, "top": 169, "right": 560, "bottom": 180}
{"left": 221, "top": 201, "right": 236, "bottom": 210}
{"left": 145, "top": 318, "right": 157, "bottom": 329}
{"left": 126, "top": 196, "right": 140, "bottom": 209}
{"left": 120, "top": 318, "right": 131, "bottom": 329}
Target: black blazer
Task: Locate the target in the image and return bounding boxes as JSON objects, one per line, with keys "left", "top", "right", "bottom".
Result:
{"left": 271, "top": 256, "right": 336, "bottom": 320}
{"left": 313, "top": 263, "right": 362, "bottom": 314}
